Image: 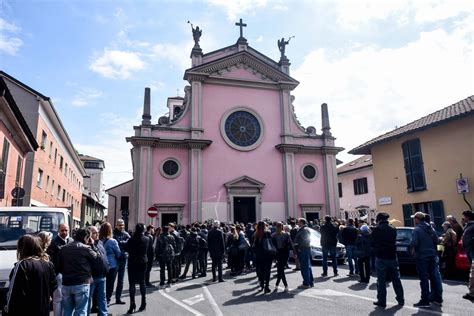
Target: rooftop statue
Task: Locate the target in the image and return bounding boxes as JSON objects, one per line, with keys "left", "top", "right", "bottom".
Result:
{"left": 188, "top": 21, "right": 202, "bottom": 47}
{"left": 277, "top": 36, "right": 294, "bottom": 57}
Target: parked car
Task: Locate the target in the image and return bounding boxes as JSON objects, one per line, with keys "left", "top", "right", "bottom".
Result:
{"left": 395, "top": 227, "right": 415, "bottom": 267}
{"left": 290, "top": 228, "right": 346, "bottom": 264}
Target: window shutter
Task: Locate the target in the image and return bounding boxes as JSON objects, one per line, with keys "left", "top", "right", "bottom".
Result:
{"left": 363, "top": 178, "right": 368, "bottom": 193}
{"left": 402, "top": 142, "right": 413, "bottom": 192}
{"left": 431, "top": 200, "right": 444, "bottom": 233}
{"left": 402, "top": 203, "right": 413, "bottom": 227}
{"left": 353, "top": 179, "right": 357, "bottom": 195}
{"left": 408, "top": 139, "right": 426, "bottom": 191}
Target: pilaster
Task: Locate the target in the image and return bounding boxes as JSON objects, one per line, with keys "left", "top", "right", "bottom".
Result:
{"left": 191, "top": 80, "right": 203, "bottom": 139}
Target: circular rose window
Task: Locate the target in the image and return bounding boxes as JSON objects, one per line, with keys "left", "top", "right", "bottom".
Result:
{"left": 301, "top": 163, "right": 318, "bottom": 182}
{"left": 220, "top": 108, "right": 264, "bottom": 151}
{"left": 160, "top": 158, "right": 181, "bottom": 179}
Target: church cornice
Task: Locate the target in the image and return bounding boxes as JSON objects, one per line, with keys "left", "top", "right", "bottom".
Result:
{"left": 126, "top": 136, "right": 212, "bottom": 149}
{"left": 184, "top": 51, "right": 299, "bottom": 89}
{"left": 275, "top": 144, "right": 344, "bottom": 155}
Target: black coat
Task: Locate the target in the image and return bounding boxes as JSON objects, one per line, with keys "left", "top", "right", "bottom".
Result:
{"left": 320, "top": 222, "right": 339, "bottom": 247}
{"left": 207, "top": 228, "right": 225, "bottom": 258}
{"left": 58, "top": 241, "right": 99, "bottom": 286}
{"left": 126, "top": 234, "right": 149, "bottom": 284}
{"left": 4, "top": 258, "right": 56, "bottom": 316}
{"left": 341, "top": 225, "right": 358, "bottom": 246}
{"left": 46, "top": 235, "right": 71, "bottom": 273}
{"left": 371, "top": 221, "right": 397, "bottom": 260}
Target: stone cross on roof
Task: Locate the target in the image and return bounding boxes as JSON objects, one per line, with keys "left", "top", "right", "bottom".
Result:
{"left": 235, "top": 18, "right": 247, "bottom": 38}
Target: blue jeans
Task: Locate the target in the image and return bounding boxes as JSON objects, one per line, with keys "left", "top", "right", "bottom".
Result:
{"left": 322, "top": 246, "right": 338, "bottom": 274}
{"left": 88, "top": 277, "right": 107, "bottom": 316}
{"left": 376, "top": 258, "right": 404, "bottom": 305}
{"left": 415, "top": 257, "right": 443, "bottom": 303}
{"left": 346, "top": 245, "right": 358, "bottom": 274}
{"left": 298, "top": 248, "right": 314, "bottom": 286}
{"left": 116, "top": 259, "right": 127, "bottom": 301}
{"left": 62, "top": 283, "right": 90, "bottom": 316}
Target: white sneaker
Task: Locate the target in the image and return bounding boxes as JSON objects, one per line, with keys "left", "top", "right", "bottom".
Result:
{"left": 284, "top": 286, "right": 289, "bottom": 293}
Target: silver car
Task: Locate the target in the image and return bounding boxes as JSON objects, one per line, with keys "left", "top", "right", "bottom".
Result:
{"left": 290, "top": 228, "right": 346, "bottom": 263}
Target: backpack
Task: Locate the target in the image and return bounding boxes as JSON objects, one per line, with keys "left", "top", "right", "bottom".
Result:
{"left": 198, "top": 236, "right": 208, "bottom": 250}
{"left": 174, "top": 235, "right": 184, "bottom": 254}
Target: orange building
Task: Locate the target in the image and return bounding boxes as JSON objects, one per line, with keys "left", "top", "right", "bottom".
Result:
{"left": 0, "top": 71, "right": 86, "bottom": 226}
{"left": 350, "top": 96, "right": 474, "bottom": 230}
{"left": 0, "top": 78, "right": 39, "bottom": 206}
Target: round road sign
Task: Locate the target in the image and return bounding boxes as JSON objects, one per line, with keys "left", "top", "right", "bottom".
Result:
{"left": 147, "top": 206, "right": 158, "bottom": 218}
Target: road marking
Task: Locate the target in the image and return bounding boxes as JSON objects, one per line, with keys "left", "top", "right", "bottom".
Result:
{"left": 183, "top": 294, "right": 205, "bottom": 306}
{"left": 168, "top": 282, "right": 224, "bottom": 316}
{"left": 294, "top": 288, "right": 452, "bottom": 316}
{"left": 202, "top": 285, "right": 224, "bottom": 316}
{"left": 159, "top": 289, "right": 204, "bottom": 316}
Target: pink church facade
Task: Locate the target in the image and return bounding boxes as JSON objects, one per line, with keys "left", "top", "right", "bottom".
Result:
{"left": 115, "top": 25, "right": 342, "bottom": 228}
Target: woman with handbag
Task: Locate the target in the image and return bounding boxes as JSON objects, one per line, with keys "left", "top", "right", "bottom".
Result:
{"left": 99, "top": 222, "right": 122, "bottom": 305}
{"left": 253, "top": 221, "right": 275, "bottom": 293}
{"left": 271, "top": 222, "right": 291, "bottom": 292}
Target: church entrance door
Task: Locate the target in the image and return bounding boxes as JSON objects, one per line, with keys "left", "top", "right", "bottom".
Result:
{"left": 233, "top": 197, "right": 256, "bottom": 224}
{"left": 161, "top": 213, "right": 178, "bottom": 227}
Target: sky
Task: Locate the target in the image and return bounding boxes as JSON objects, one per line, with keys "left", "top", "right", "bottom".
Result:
{"left": 1, "top": 0, "right": 473, "bottom": 194}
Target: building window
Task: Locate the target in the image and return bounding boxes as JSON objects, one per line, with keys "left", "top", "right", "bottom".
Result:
{"left": 57, "top": 185, "right": 61, "bottom": 199}
{"left": 45, "top": 176, "right": 50, "bottom": 192}
{"left": 353, "top": 177, "right": 368, "bottom": 195}
{"left": 54, "top": 149, "right": 57, "bottom": 164}
{"left": 62, "top": 189, "right": 66, "bottom": 202}
{"left": 402, "top": 139, "right": 426, "bottom": 192}
{"left": 0, "top": 138, "right": 10, "bottom": 199}
{"left": 37, "top": 169, "right": 43, "bottom": 187}
{"left": 49, "top": 141, "right": 53, "bottom": 158}
{"left": 84, "top": 161, "right": 100, "bottom": 169}
{"left": 59, "top": 156, "right": 63, "bottom": 170}
{"left": 40, "top": 130, "right": 47, "bottom": 150}
{"left": 51, "top": 180, "right": 55, "bottom": 196}
{"left": 160, "top": 158, "right": 181, "bottom": 179}
{"left": 338, "top": 182, "right": 343, "bottom": 198}
{"left": 220, "top": 108, "right": 264, "bottom": 151}
{"left": 64, "top": 163, "right": 68, "bottom": 176}
{"left": 15, "top": 156, "right": 22, "bottom": 187}
{"left": 301, "top": 163, "right": 318, "bottom": 182}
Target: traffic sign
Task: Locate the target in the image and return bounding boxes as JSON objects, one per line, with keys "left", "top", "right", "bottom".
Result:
{"left": 11, "top": 187, "right": 25, "bottom": 199}
{"left": 147, "top": 206, "right": 158, "bottom": 218}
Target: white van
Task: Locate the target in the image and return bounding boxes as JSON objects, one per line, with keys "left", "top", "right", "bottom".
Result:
{"left": 0, "top": 207, "right": 72, "bottom": 308}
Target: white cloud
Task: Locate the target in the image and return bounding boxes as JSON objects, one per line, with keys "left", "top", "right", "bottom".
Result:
{"left": 0, "top": 18, "right": 21, "bottom": 32}
{"left": 117, "top": 30, "right": 150, "bottom": 48}
{"left": 256, "top": 35, "right": 263, "bottom": 43}
{"left": 207, "top": 0, "right": 268, "bottom": 21}
{"left": 333, "top": 0, "right": 472, "bottom": 30}
{"left": 71, "top": 88, "right": 103, "bottom": 107}
{"left": 0, "top": 18, "right": 22, "bottom": 55}
{"left": 292, "top": 20, "right": 473, "bottom": 162}
{"left": 152, "top": 42, "right": 193, "bottom": 72}
{"left": 89, "top": 49, "right": 146, "bottom": 79}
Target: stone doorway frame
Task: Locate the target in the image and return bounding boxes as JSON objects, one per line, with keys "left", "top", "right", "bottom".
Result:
{"left": 224, "top": 176, "right": 265, "bottom": 223}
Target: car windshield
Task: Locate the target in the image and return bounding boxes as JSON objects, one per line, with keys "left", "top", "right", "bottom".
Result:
{"left": 396, "top": 229, "right": 413, "bottom": 242}
{"left": 0, "top": 211, "right": 65, "bottom": 249}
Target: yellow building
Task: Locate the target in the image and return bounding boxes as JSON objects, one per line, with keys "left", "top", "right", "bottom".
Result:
{"left": 350, "top": 96, "right": 474, "bottom": 230}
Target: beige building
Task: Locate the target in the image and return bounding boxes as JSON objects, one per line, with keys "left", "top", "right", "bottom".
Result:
{"left": 350, "top": 96, "right": 474, "bottom": 230}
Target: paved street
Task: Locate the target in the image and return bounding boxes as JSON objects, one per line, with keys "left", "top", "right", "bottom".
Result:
{"left": 107, "top": 261, "right": 473, "bottom": 316}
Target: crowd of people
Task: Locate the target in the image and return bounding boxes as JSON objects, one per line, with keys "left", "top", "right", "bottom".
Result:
{"left": 2, "top": 210, "right": 474, "bottom": 315}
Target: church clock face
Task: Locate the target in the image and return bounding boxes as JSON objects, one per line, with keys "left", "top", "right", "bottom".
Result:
{"left": 221, "top": 108, "right": 264, "bottom": 151}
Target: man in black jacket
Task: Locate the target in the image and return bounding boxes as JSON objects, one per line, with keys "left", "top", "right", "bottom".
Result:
{"left": 179, "top": 228, "right": 201, "bottom": 279}
{"left": 341, "top": 218, "right": 359, "bottom": 276}
{"left": 59, "top": 227, "right": 100, "bottom": 315}
{"left": 144, "top": 225, "right": 155, "bottom": 287}
{"left": 320, "top": 216, "right": 339, "bottom": 277}
{"left": 156, "top": 226, "right": 176, "bottom": 286}
{"left": 371, "top": 212, "right": 404, "bottom": 308}
{"left": 207, "top": 220, "right": 226, "bottom": 282}
{"left": 47, "top": 223, "right": 72, "bottom": 316}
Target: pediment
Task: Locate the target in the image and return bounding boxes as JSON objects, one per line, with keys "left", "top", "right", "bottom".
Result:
{"left": 224, "top": 175, "right": 265, "bottom": 189}
{"left": 185, "top": 51, "right": 299, "bottom": 88}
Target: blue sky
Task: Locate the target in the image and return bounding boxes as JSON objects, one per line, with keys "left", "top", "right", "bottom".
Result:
{"left": 1, "top": 0, "right": 473, "bottom": 190}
